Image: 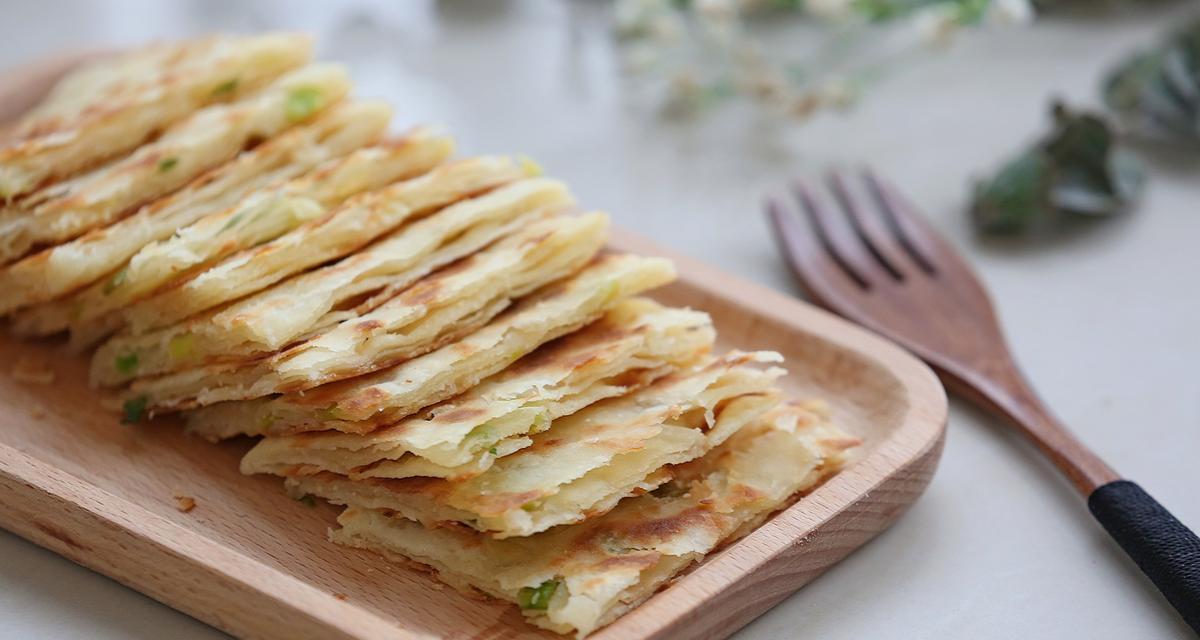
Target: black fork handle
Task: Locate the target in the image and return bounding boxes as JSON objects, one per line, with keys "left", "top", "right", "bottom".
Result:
{"left": 1088, "top": 480, "right": 1200, "bottom": 633}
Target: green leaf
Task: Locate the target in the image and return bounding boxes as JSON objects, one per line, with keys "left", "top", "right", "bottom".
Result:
{"left": 121, "top": 396, "right": 148, "bottom": 424}
{"left": 970, "top": 103, "right": 1144, "bottom": 235}
{"left": 1104, "top": 17, "right": 1200, "bottom": 143}
{"left": 972, "top": 150, "right": 1051, "bottom": 234}
{"left": 157, "top": 157, "right": 178, "bottom": 172}
{"left": 114, "top": 352, "right": 139, "bottom": 376}
{"left": 285, "top": 87, "right": 324, "bottom": 123}
{"left": 517, "top": 580, "right": 559, "bottom": 610}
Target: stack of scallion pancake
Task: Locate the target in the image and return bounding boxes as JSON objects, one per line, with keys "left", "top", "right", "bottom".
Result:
{"left": 0, "top": 33, "right": 860, "bottom": 638}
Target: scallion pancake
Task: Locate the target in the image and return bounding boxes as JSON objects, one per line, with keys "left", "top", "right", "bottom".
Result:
{"left": 0, "top": 62, "right": 351, "bottom": 266}
{"left": 281, "top": 351, "right": 785, "bottom": 538}
{"left": 117, "top": 212, "right": 609, "bottom": 411}
{"left": 91, "top": 175, "right": 567, "bottom": 388}
{"left": 111, "top": 154, "right": 530, "bottom": 338}
{"left": 90, "top": 178, "right": 572, "bottom": 378}
{"left": 0, "top": 33, "right": 311, "bottom": 200}
{"left": 329, "top": 401, "right": 858, "bottom": 638}
{"left": 239, "top": 298, "right": 715, "bottom": 481}
{"left": 71, "top": 130, "right": 453, "bottom": 349}
{"left": 3, "top": 100, "right": 392, "bottom": 334}
{"left": 184, "top": 254, "right": 676, "bottom": 440}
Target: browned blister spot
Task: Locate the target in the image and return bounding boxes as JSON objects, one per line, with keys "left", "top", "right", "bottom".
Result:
{"left": 430, "top": 406, "right": 488, "bottom": 425}
{"left": 590, "top": 552, "right": 657, "bottom": 571}
{"left": 467, "top": 490, "right": 546, "bottom": 517}
{"left": 354, "top": 318, "right": 384, "bottom": 333}
{"left": 617, "top": 508, "right": 716, "bottom": 546}
{"left": 327, "top": 384, "right": 389, "bottom": 415}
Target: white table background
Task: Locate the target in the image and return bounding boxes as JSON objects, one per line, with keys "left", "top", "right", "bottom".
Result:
{"left": 1, "top": 1, "right": 1197, "bottom": 638}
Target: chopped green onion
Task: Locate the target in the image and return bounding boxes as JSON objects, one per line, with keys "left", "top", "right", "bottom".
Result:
{"left": 167, "top": 333, "right": 195, "bottom": 361}
{"left": 102, "top": 268, "right": 128, "bottom": 295}
{"left": 296, "top": 494, "right": 317, "bottom": 507}
{"left": 517, "top": 580, "right": 559, "bottom": 610}
{"left": 216, "top": 210, "right": 246, "bottom": 234}
{"left": 285, "top": 87, "right": 323, "bottom": 122}
{"left": 114, "top": 353, "right": 139, "bottom": 375}
{"left": 518, "top": 155, "right": 544, "bottom": 177}
{"left": 487, "top": 446, "right": 498, "bottom": 456}
{"left": 316, "top": 404, "right": 341, "bottom": 422}
{"left": 121, "top": 396, "right": 148, "bottom": 424}
{"left": 520, "top": 501, "right": 539, "bottom": 512}
{"left": 157, "top": 157, "right": 178, "bottom": 172}
{"left": 258, "top": 413, "right": 278, "bottom": 430}
{"left": 211, "top": 78, "right": 239, "bottom": 97}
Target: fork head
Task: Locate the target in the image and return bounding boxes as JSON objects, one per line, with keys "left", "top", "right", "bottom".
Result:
{"left": 765, "top": 169, "right": 1011, "bottom": 389}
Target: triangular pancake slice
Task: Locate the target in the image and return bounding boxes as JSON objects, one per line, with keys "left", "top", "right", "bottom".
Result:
{"left": 184, "top": 253, "right": 676, "bottom": 440}
{"left": 282, "top": 351, "right": 786, "bottom": 538}
{"left": 0, "top": 33, "right": 311, "bottom": 200}
{"left": 91, "top": 155, "right": 530, "bottom": 387}
{"left": 91, "top": 177, "right": 572, "bottom": 382}
{"left": 71, "top": 129, "right": 453, "bottom": 349}
{"left": 5, "top": 100, "right": 392, "bottom": 336}
{"left": 240, "top": 298, "right": 715, "bottom": 481}
{"left": 118, "top": 211, "right": 609, "bottom": 412}
{"left": 0, "top": 62, "right": 351, "bottom": 268}
{"left": 330, "top": 402, "right": 859, "bottom": 638}
{"left": 114, "top": 155, "right": 531, "bottom": 338}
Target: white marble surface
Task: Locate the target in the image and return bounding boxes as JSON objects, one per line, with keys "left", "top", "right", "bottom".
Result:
{"left": 1, "top": 1, "right": 1198, "bottom": 638}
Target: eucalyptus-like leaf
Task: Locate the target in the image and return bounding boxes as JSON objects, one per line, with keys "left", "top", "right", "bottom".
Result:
{"left": 1104, "top": 18, "right": 1200, "bottom": 143}
{"left": 971, "top": 103, "right": 1144, "bottom": 235}
{"left": 972, "top": 149, "right": 1051, "bottom": 234}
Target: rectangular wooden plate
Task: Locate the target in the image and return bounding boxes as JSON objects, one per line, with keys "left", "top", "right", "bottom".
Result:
{"left": 0, "top": 226, "right": 947, "bottom": 640}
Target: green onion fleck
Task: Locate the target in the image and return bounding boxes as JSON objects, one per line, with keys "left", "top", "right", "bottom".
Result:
{"left": 517, "top": 580, "right": 559, "bottom": 610}
{"left": 157, "top": 157, "right": 178, "bottom": 172}
{"left": 216, "top": 210, "right": 246, "bottom": 234}
{"left": 488, "top": 446, "right": 498, "bottom": 456}
{"left": 520, "top": 501, "right": 538, "bottom": 513}
{"left": 518, "top": 155, "right": 544, "bottom": 177}
{"left": 211, "top": 78, "right": 239, "bottom": 97}
{"left": 316, "top": 404, "right": 341, "bottom": 422}
{"left": 285, "top": 87, "right": 323, "bottom": 122}
{"left": 296, "top": 494, "right": 317, "bottom": 507}
{"left": 114, "top": 352, "right": 139, "bottom": 375}
{"left": 102, "top": 268, "right": 128, "bottom": 295}
{"left": 121, "top": 396, "right": 148, "bottom": 424}
{"left": 167, "top": 332, "right": 195, "bottom": 361}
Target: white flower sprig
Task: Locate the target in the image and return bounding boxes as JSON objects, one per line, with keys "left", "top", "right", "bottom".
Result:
{"left": 614, "top": 0, "right": 1036, "bottom": 119}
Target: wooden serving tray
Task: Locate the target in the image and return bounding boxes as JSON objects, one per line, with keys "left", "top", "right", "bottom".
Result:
{"left": 0, "top": 228, "right": 947, "bottom": 640}
{"left": 0, "top": 53, "right": 947, "bottom": 640}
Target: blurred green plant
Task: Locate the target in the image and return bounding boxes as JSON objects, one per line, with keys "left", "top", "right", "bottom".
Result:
{"left": 971, "top": 103, "right": 1145, "bottom": 234}
{"left": 1104, "top": 16, "right": 1200, "bottom": 144}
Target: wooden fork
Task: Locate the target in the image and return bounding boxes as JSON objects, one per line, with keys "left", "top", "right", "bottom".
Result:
{"left": 766, "top": 170, "right": 1200, "bottom": 633}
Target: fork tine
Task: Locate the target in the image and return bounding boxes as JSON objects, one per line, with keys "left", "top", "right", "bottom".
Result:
{"left": 861, "top": 169, "right": 941, "bottom": 275}
{"left": 765, "top": 195, "right": 864, "bottom": 300}
{"left": 790, "top": 178, "right": 872, "bottom": 289}
{"left": 827, "top": 170, "right": 909, "bottom": 281}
